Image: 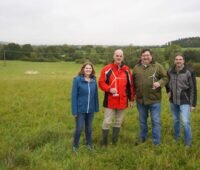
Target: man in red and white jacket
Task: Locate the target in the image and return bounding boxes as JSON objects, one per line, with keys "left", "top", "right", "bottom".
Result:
{"left": 99, "top": 49, "right": 134, "bottom": 146}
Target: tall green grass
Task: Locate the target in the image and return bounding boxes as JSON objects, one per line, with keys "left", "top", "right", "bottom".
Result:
{"left": 0, "top": 61, "right": 199, "bottom": 170}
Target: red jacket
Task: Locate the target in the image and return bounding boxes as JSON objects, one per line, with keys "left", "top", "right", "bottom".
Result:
{"left": 99, "top": 63, "right": 134, "bottom": 109}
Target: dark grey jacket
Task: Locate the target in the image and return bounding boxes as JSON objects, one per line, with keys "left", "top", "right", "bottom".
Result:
{"left": 166, "top": 65, "right": 197, "bottom": 107}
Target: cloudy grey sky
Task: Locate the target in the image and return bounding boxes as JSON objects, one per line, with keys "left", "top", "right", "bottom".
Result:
{"left": 0, "top": 0, "right": 200, "bottom": 45}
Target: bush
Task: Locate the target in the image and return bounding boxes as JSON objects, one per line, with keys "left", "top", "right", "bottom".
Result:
{"left": 192, "top": 63, "right": 200, "bottom": 77}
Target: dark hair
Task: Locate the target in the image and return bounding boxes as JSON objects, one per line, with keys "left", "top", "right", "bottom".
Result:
{"left": 141, "top": 48, "right": 153, "bottom": 56}
{"left": 78, "top": 62, "right": 95, "bottom": 77}
{"left": 138, "top": 48, "right": 155, "bottom": 64}
{"left": 175, "top": 54, "right": 185, "bottom": 60}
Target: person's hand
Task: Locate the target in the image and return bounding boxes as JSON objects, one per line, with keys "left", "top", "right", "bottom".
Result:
{"left": 73, "top": 115, "right": 77, "bottom": 118}
{"left": 190, "top": 107, "right": 195, "bottom": 112}
{"left": 130, "top": 101, "right": 134, "bottom": 108}
{"left": 110, "top": 88, "right": 117, "bottom": 94}
{"left": 152, "top": 82, "right": 160, "bottom": 89}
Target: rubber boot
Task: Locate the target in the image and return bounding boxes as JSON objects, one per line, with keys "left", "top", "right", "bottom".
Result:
{"left": 112, "top": 127, "right": 120, "bottom": 145}
{"left": 100, "top": 129, "right": 109, "bottom": 146}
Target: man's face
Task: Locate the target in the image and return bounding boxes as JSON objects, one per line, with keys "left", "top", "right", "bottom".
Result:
{"left": 141, "top": 51, "right": 152, "bottom": 65}
{"left": 113, "top": 50, "right": 124, "bottom": 64}
{"left": 174, "top": 56, "right": 184, "bottom": 68}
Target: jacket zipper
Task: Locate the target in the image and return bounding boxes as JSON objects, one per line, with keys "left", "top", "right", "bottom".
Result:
{"left": 87, "top": 81, "right": 90, "bottom": 113}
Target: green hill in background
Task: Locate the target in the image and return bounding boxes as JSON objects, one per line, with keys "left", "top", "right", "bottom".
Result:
{"left": 167, "top": 37, "right": 200, "bottom": 48}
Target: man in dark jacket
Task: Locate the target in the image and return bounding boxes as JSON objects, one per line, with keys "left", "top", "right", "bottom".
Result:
{"left": 133, "top": 49, "right": 168, "bottom": 145}
{"left": 166, "top": 55, "right": 197, "bottom": 147}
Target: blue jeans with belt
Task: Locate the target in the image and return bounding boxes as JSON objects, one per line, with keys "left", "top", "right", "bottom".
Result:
{"left": 170, "top": 103, "right": 192, "bottom": 146}
{"left": 73, "top": 112, "right": 94, "bottom": 148}
{"left": 137, "top": 102, "right": 161, "bottom": 145}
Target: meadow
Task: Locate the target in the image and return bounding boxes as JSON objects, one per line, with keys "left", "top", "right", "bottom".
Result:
{"left": 0, "top": 61, "right": 199, "bottom": 170}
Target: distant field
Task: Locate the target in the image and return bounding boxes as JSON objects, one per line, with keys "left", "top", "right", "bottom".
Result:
{"left": 0, "top": 61, "right": 199, "bottom": 169}
{"left": 182, "top": 47, "right": 200, "bottom": 51}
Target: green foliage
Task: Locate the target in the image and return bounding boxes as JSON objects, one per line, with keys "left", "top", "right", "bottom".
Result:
{"left": 183, "top": 49, "right": 200, "bottom": 63}
{"left": 164, "top": 44, "right": 182, "bottom": 65}
{"left": 187, "top": 62, "right": 200, "bottom": 77}
{"left": 192, "top": 63, "right": 200, "bottom": 77}
{"left": 169, "top": 37, "right": 200, "bottom": 48}
{"left": 152, "top": 48, "right": 165, "bottom": 64}
{"left": 193, "top": 63, "right": 200, "bottom": 76}
{"left": 1, "top": 42, "right": 200, "bottom": 68}
{"left": 122, "top": 46, "right": 140, "bottom": 67}
{"left": 4, "top": 43, "right": 22, "bottom": 60}
{"left": 21, "top": 44, "right": 33, "bottom": 58}
{"left": 0, "top": 61, "right": 200, "bottom": 169}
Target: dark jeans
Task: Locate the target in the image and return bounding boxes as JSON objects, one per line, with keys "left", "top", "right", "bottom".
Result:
{"left": 137, "top": 102, "right": 161, "bottom": 145}
{"left": 73, "top": 112, "right": 94, "bottom": 148}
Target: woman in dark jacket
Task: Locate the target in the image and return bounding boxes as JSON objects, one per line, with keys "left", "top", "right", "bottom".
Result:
{"left": 71, "top": 62, "right": 99, "bottom": 153}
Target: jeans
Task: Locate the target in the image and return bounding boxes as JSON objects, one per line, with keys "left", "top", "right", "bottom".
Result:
{"left": 73, "top": 112, "right": 94, "bottom": 148}
{"left": 137, "top": 102, "right": 161, "bottom": 144}
{"left": 170, "top": 103, "right": 192, "bottom": 146}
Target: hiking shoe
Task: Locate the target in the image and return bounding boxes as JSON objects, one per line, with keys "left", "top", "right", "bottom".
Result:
{"left": 135, "top": 138, "right": 146, "bottom": 146}
{"left": 87, "top": 145, "right": 93, "bottom": 151}
{"left": 185, "top": 145, "right": 191, "bottom": 149}
{"left": 73, "top": 146, "right": 78, "bottom": 154}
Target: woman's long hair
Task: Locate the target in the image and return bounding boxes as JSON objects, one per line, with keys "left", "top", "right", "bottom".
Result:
{"left": 78, "top": 62, "right": 96, "bottom": 78}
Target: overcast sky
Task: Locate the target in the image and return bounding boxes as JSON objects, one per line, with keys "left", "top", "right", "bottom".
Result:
{"left": 0, "top": 0, "right": 200, "bottom": 45}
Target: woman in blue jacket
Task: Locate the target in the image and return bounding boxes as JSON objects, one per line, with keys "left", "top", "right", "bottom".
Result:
{"left": 71, "top": 62, "right": 99, "bottom": 152}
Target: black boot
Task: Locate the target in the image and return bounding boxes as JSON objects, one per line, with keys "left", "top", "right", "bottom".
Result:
{"left": 100, "top": 129, "right": 109, "bottom": 146}
{"left": 112, "top": 127, "right": 120, "bottom": 145}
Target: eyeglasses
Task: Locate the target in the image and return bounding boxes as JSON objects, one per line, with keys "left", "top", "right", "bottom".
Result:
{"left": 116, "top": 55, "right": 123, "bottom": 57}
{"left": 142, "top": 54, "right": 151, "bottom": 57}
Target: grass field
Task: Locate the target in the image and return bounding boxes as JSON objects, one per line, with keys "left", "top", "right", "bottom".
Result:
{"left": 0, "top": 61, "right": 200, "bottom": 170}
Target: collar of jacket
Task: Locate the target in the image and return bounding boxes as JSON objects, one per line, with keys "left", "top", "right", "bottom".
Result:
{"left": 111, "top": 63, "right": 125, "bottom": 69}
{"left": 138, "top": 59, "right": 155, "bottom": 65}
{"left": 79, "top": 75, "right": 96, "bottom": 82}
{"left": 171, "top": 65, "right": 187, "bottom": 73}
{"left": 137, "top": 60, "right": 156, "bottom": 67}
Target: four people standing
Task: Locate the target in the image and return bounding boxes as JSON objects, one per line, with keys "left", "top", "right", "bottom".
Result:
{"left": 166, "top": 55, "right": 197, "bottom": 147}
{"left": 71, "top": 49, "right": 197, "bottom": 151}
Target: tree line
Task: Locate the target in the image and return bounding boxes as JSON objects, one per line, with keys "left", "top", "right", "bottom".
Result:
{"left": 166, "top": 37, "right": 200, "bottom": 48}
{"left": 0, "top": 42, "right": 200, "bottom": 76}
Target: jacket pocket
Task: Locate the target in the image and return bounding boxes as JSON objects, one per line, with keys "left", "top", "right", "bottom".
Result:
{"left": 180, "top": 90, "right": 190, "bottom": 103}
{"left": 149, "top": 89, "right": 161, "bottom": 101}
